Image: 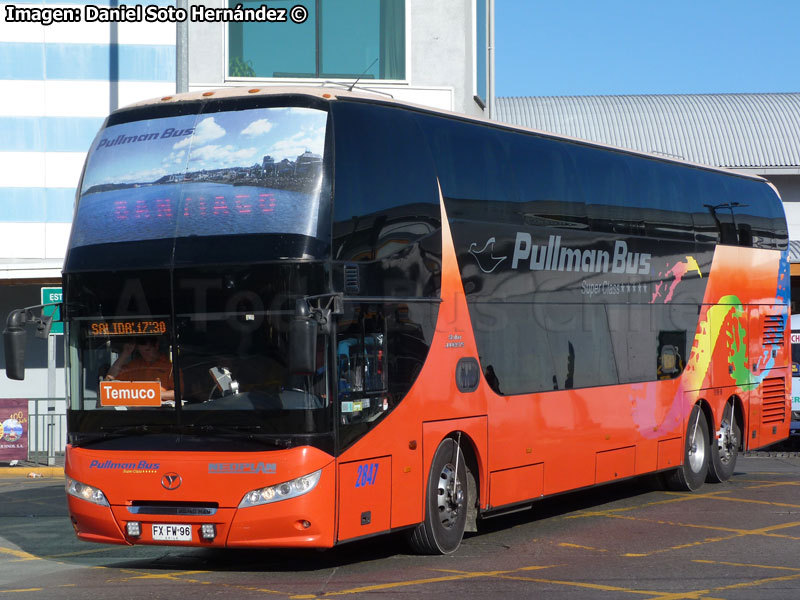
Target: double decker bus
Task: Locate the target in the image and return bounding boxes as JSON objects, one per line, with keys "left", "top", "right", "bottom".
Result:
{"left": 4, "top": 87, "right": 790, "bottom": 554}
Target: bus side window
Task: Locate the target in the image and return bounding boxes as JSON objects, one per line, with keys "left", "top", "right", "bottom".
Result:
{"left": 337, "top": 334, "right": 386, "bottom": 396}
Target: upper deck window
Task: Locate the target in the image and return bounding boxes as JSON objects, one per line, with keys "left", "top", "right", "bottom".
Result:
{"left": 228, "top": 0, "right": 405, "bottom": 80}
{"left": 70, "top": 106, "right": 329, "bottom": 251}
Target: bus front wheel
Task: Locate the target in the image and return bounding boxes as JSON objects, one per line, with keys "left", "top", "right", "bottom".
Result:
{"left": 407, "top": 437, "right": 467, "bottom": 554}
{"left": 664, "top": 404, "right": 709, "bottom": 491}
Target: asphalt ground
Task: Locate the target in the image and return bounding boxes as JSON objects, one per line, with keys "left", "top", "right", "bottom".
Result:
{"left": 1, "top": 452, "right": 799, "bottom": 599}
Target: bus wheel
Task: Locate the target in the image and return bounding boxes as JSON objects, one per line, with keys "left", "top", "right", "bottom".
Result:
{"left": 407, "top": 437, "right": 467, "bottom": 554}
{"left": 664, "top": 404, "right": 709, "bottom": 492}
{"left": 706, "top": 402, "right": 739, "bottom": 483}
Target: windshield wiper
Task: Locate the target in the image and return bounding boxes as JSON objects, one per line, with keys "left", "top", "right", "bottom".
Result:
{"left": 178, "top": 424, "right": 294, "bottom": 448}
{"left": 72, "top": 424, "right": 172, "bottom": 447}
{"left": 99, "top": 424, "right": 157, "bottom": 434}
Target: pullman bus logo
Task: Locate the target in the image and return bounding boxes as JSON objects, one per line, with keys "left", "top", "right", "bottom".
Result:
{"left": 468, "top": 237, "right": 507, "bottom": 273}
{"left": 468, "top": 233, "right": 652, "bottom": 276}
{"left": 161, "top": 472, "right": 182, "bottom": 490}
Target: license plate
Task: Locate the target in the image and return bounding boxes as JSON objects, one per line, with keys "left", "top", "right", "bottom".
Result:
{"left": 152, "top": 524, "right": 192, "bottom": 541}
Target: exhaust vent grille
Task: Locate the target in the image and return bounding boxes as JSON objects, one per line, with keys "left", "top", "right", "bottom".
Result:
{"left": 763, "top": 315, "right": 785, "bottom": 347}
{"left": 761, "top": 376, "right": 786, "bottom": 424}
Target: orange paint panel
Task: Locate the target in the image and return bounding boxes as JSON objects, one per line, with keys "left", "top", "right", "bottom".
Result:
{"left": 657, "top": 437, "right": 682, "bottom": 470}
{"left": 65, "top": 445, "right": 336, "bottom": 548}
{"left": 702, "top": 246, "right": 779, "bottom": 306}
{"left": 228, "top": 462, "right": 336, "bottom": 548}
{"left": 67, "top": 496, "right": 128, "bottom": 545}
{"left": 422, "top": 417, "right": 488, "bottom": 509}
{"left": 488, "top": 463, "right": 543, "bottom": 509}
{"left": 337, "top": 456, "right": 391, "bottom": 541}
{"left": 595, "top": 446, "right": 635, "bottom": 484}
{"left": 99, "top": 380, "right": 161, "bottom": 406}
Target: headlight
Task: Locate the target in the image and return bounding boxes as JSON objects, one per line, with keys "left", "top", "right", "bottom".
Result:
{"left": 239, "top": 469, "right": 321, "bottom": 508}
{"left": 65, "top": 476, "right": 109, "bottom": 507}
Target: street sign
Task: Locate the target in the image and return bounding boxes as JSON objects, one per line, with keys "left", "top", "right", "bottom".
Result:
{"left": 40, "top": 287, "right": 63, "bottom": 335}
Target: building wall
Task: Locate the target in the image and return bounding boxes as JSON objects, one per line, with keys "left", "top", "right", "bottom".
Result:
{"left": 0, "top": 0, "right": 177, "bottom": 280}
{"left": 188, "top": 0, "right": 486, "bottom": 117}
{"left": 769, "top": 174, "right": 800, "bottom": 204}
{"left": 749, "top": 174, "right": 800, "bottom": 242}
{"left": 0, "top": 1, "right": 176, "bottom": 396}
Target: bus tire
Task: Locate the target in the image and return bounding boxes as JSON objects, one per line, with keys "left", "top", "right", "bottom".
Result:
{"left": 706, "top": 401, "right": 739, "bottom": 483}
{"left": 664, "top": 404, "right": 709, "bottom": 492}
{"left": 407, "top": 437, "right": 467, "bottom": 554}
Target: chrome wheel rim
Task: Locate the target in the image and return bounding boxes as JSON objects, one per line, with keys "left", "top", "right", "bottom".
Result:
{"left": 716, "top": 410, "right": 737, "bottom": 465}
{"left": 437, "top": 463, "right": 463, "bottom": 529}
{"left": 689, "top": 424, "right": 706, "bottom": 473}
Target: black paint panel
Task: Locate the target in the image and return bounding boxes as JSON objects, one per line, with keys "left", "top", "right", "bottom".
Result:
{"left": 448, "top": 221, "right": 711, "bottom": 395}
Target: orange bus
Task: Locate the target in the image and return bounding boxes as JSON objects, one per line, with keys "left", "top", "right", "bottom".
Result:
{"left": 4, "top": 87, "right": 791, "bottom": 554}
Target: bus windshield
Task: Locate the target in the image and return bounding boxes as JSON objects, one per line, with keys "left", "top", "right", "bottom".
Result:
{"left": 66, "top": 262, "right": 333, "bottom": 448}
{"left": 69, "top": 106, "right": 329, "bottom": 249}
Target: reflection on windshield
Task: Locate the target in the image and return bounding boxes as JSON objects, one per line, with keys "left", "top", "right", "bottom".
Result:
{"left": 103, "top": 335, "right": 176, "bottom": 405}
{"left": 176, "top": 312, "right": 327, "bottom": 411}
{"left": 70, "top": 314, "right": 328, "bottom": 422}
{"left": 70, "top": 107, "right": 328, "bottom": 248}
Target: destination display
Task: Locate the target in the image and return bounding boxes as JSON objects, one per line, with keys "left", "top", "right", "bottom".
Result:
{"left": 87, "top": 319, "right": 168, "bottom": 337}
{"left": 69, "top": 106, "right": 328, "bottom": 249}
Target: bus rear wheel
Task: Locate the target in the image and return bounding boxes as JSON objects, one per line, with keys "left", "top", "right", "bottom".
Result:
{"left": 407, "top": 437, "right": 467, "bottom": 554}
{"left": 664, "top": 404, "right": 709, "bottom": 492}
{"left": 706, "top": 402, "right": 739, "bottom": 483}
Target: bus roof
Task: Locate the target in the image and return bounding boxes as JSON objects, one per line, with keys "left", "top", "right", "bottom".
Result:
{"left": 123, "top": 85, "right": 769, "bottom": 185}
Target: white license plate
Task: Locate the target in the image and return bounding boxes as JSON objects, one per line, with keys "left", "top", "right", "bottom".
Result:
{"left": 152, "top": 523, "right": 192, "bottom": 541}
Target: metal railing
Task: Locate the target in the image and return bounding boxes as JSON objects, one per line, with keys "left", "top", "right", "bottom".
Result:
{"left": 27, "top": 398, "right": 66, "bottom": 466}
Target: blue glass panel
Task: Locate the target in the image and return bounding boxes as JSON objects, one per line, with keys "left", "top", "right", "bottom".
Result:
{"left": 321, "top": 0, "right": 380, "bottom": 78}
{"left": 0, "top": 118, "right": 43, "bottom": 151}
{"left": 229, "top": 0, "right": 404, "bottom": 79}
{"left": 0, "top": 188, "right": 47, "bottom": 221}
{"left": 0, "top": 188, "right": 75, "bottom": 222}
{"left": 46, "top": 188, "right": 77, "bottom": 222}
{"left": 0, "top": 43, "right": 45, "bottom": 79}
{"left": 44, "top": 117, "right": 104, "bottom": 152}
{"left": 230, "top": 0, "right": 316, "bottom": 77}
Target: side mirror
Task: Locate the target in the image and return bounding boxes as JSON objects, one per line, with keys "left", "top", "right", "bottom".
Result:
{"left": 289, "top": 301, "right": 317, "bottom": 376}
{"left": 3, "top": 309, "right": 27, "bottom": 380}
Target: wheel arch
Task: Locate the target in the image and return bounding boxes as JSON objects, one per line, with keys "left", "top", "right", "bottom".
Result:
{"left": 696, "top": 398, "right": 714, "bottom": 439}
{"left": 704, "top": 394, "right": 746, "bottom": 452}
{"left": 729, "top": 395, "right": 746, "bottom": 451}
{"left": 421, "top": 418, "right": 488, "bottom": 516}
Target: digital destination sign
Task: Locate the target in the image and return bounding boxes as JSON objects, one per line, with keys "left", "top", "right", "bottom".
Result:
{"left": 87, "top": 319, "right": 168, "bottom": 337}
{"left": 69, "top": 107, "right": 328, "bottom": 249}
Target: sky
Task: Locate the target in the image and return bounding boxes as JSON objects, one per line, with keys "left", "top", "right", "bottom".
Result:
{"left": 495, "top": 0, "right": 800, "bottom": 98}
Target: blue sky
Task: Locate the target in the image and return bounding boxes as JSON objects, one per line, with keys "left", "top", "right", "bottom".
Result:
{"left": 495, "top": 0, "right": 800, "bottom": 97}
